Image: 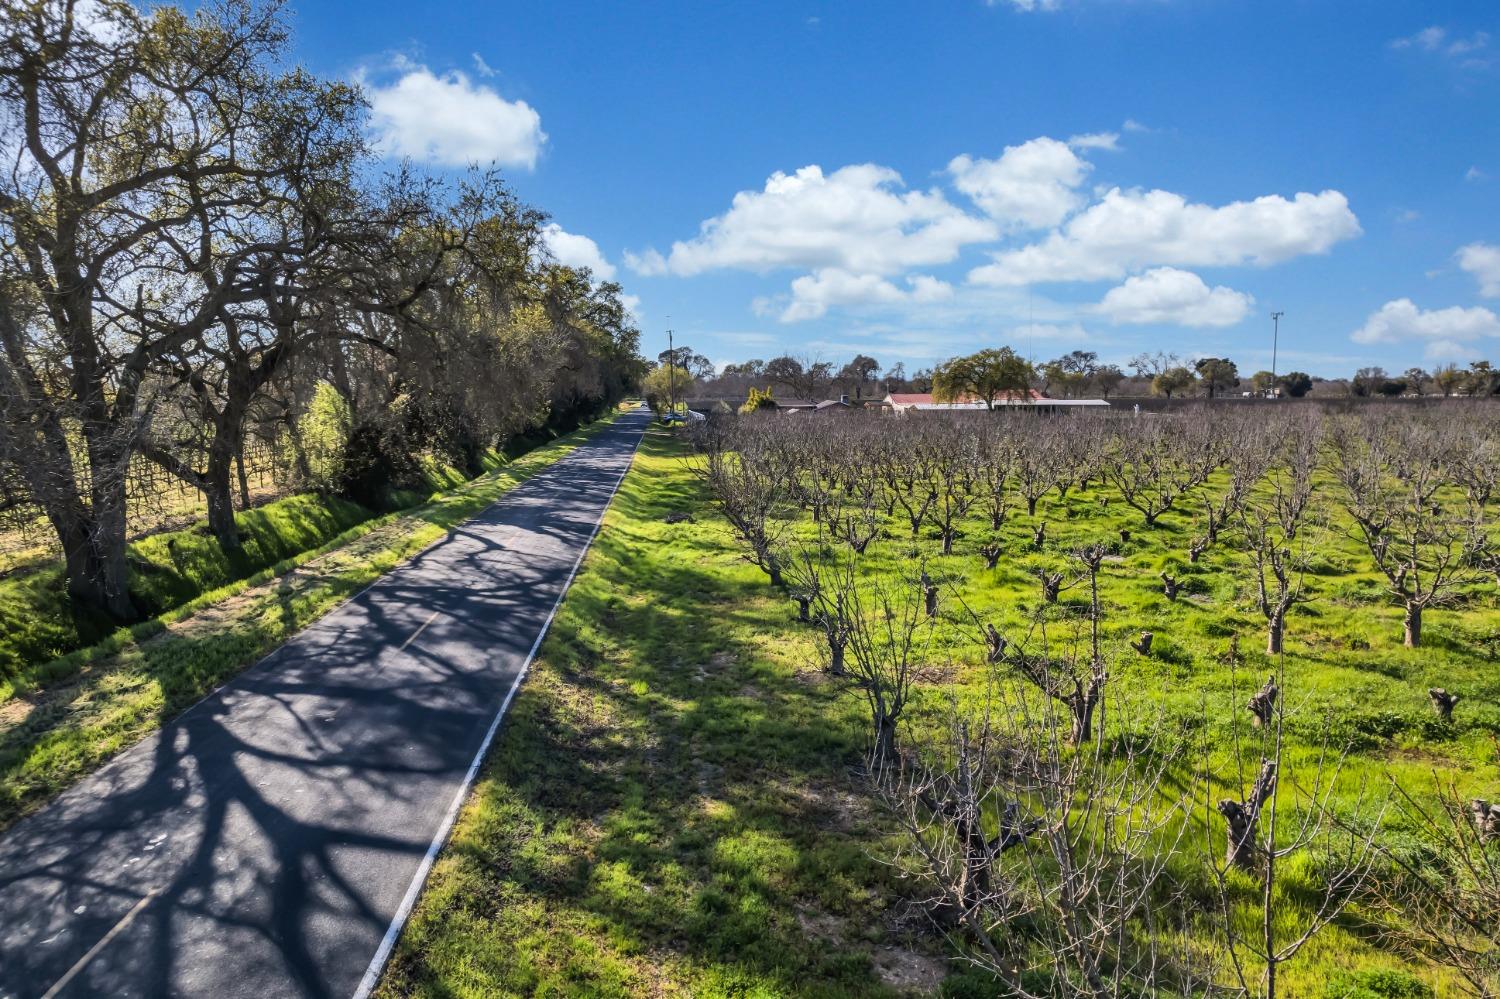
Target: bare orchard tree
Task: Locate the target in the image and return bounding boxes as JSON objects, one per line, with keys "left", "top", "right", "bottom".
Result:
{"left": 976, "top": 419, "right": 1017, "bottom": 531}
{"left": 979, "top": 542, "right": 1112, "bottom": 745}
{"left": 1238, "top": 411, "right": 1322, "bottom": 654}
{"left": 1329, "top": 413, "right": 1484, "bottom": 647}
{"left": 1446, "top": 412, "right": 1500, "bottom": 587}
{"left": 1207, "top": 656, "right": 1386, "bottom": 998}
{"left": 784, "top": 535, "right": 855, "bottom": 676}
{"left": 1194, "top": 410, "right": 1276, "bottom": 556}
{"left": 1012, "top": 417, "right": 1063, "bottom": 518}
{"left": 1103, "top": 418, "right": 1200, "bottom": 529}
{"left": 930, "top": 424, "right": 979, "bottom": 555}
{"left": 844, "top": 563, "right": 934, "bottom": 767}
{"left": 698, "top": 422, "right": 794, "bottom": 587}
{"left": 1366, "top": 776, "right": 1500, "bottom": 997}
{"left": 873, "top": 671, "right": 1205, "bottom": 996}
{"left": 984, "top": 621, "right": 1104, "bottom": 746}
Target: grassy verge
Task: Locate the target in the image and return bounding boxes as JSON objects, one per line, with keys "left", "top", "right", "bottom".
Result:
{"left": 375, "top": 427, "right": 940, "bottom": 998}
{"left": 0, "top": 414, "right": 617, "bottom": 831}
{"left": 377, "top": 427, "right": 1498, "bottom": 997}
{"left": 0, "top": 493, "right": 376, "bottom": 678}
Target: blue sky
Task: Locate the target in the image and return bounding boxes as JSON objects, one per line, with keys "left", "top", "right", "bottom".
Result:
{"left": 291, "top": 1, "right": 1499, "bottom": 378}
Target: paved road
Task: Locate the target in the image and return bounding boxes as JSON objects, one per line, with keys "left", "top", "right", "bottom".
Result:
{"left": 0, "top": 407, "right": 650, "bottom": 999}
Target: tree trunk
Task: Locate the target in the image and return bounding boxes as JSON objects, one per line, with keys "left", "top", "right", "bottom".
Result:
{"left": 1403, "top": 601, "right": 1422, "bottom": 648}
{"left": 55, "top": 506, "right": 135, "bottom": 620}
{"left": 235, "top": 441, "right": 251, "bottom": 510}
{"left": 204, "top": 435, "right": 242, "bottom": 550}
{"left": 1266, "top": 607, "right": 1286, "bottom": 655}
{"left": 872, "top": 714, "right": 897, "bottom": 769}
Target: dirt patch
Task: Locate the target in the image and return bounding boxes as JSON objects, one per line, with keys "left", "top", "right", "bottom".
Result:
{"left": 0, "top": 695, "right": 35, "bottom": 730}
{"left": 871, "top": 945, "right": 947, "bottom": 995}
{"left": 690, "top": 651, "right": 737, "bottom": 684}
{"left": 795, "top": 905, "right": 847, "bottom": 944}
{"left": 783, "top": 777, "right": 874, "bottom": 833}
{"left": 911, "top": 663, "right": 959, "bottom": 685}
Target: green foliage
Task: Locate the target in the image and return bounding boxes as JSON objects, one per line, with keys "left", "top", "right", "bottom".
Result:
{"left": 642, "top": 364, "right": 695, "bottom": 414}
{"left": 293, "top": 381, "right": 352, "bottom": 492}
{"left": 1153, "top": 365, "right": 1197, "bottom": 398}
{"left": 739, "top": 386, "right": 777, "bottom": 414}
{"left": 1324, "top": 969, "right": 1435, "bottom": 999}
{"left": 0, "top": 415, "right": 617, "bottom": 829}
{"left": 932, "top": 346, "right": 1033, "bottom": 407}
{"left": 0, "top": 493, "right": 373, "bottom": 679}
{"left": 1280, "top": 371, "right": 1315, "bottom": 397}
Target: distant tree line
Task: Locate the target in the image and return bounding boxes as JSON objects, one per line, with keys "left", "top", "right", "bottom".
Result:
{"left": 673, "top": 343, "right": 1500, "bottom": 410}
{"left": 0, "top": 0, "right": 642, "bottom": 618}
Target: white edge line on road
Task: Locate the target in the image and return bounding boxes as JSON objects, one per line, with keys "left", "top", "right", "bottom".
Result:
{"left": 351, "top": 413, "right": 645, "bottom": 999}
{"left": 171, "top": 416, "right": 619, "bottom": 729}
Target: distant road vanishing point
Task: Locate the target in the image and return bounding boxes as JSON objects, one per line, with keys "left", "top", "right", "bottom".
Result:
{"left": 0, "top": 407, "right": 650, "bottom": 999}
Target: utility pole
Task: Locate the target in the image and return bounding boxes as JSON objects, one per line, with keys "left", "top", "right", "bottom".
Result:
{"left": 666, "top": 325, "right": 675, "bottom": 418}
{"left": 1270, "top": 311, "right": 1284, "bottom": 398}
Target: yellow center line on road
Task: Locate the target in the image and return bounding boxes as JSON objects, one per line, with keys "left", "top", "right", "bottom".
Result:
{"left": 42, "top": 886, "right": 162, "bottom": 999}
{"left": 398, "top": 610, "right": 442, "bottom": 653}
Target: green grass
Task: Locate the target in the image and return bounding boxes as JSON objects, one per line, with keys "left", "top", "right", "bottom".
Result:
{"left": 378, "top": 428, "right": 1499, "bottom": 997}
{"left": 376, "top": 427, "right": 932, "bottom": 998}
{"left": 0, "top": 493, "right": 376, "bottom": 679}
{"left": 0, "top": 414, "right": 617, "bottom": 830}
{"left": 0, "top": 442, "right": 531, "bottom": 681}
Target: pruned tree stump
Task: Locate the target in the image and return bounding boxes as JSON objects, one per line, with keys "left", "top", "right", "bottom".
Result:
{"left": 1188, "top": 537, "right": 1208, "bottom": 563}
{"left": 980, "top": 543, "right": 1002, "bottom": 569}
{"left": 1119, "top": 528, "right": 1131, "bottom": 544}
{"left": 1428, "top": 687, "right": 1459, "bottom": 722}
{"left": 1160, "top": 572, "right": 1180, "bottom": 601}
{"left": 1032, "top": 522, "right": 1047, "bottom": 549}
{"left": 1219, "top": 758, "right": 1277, "bottom": 868}
{"left": 1131, "top": 630, "right": 1153, "bottom": 655}
{"left": 921, "top": 572, "right": 939, "bottom": 618}
{"left": 1472, "top": 800, "right": 1500, "bottom": 843}
{"left": 1248, "top": 674, "right": 1278, "bottom": 727}
{"left": 1035, "top": 569, "right": 1064, "bottom": 603}
{"left": 663, "top": 511, "right": 695, "bottom": 524}
{"left": 793, "top": 593, "right": 812, "bottom": 623}
{"left": 985, "top": 624, "right": 1007, "bottom": 664}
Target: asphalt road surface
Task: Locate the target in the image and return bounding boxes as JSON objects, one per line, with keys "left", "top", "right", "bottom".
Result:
{"left": 0, "top": 407, "right": 650, "bottom": 999}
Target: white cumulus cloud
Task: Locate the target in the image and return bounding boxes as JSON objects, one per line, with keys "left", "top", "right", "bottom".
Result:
{"left": 366, "top": 64, "right": 546, "bottom": 169}
{"left": 1096, "top": 267, "right": 1253, "bottom": 327}
{"left": 1067, "top": 132, "right": 1120, "bottom": 151}
{"left": 627, "top": 164, "right": 996, "bottom": 277}
{"left": 541, "top": 224, "right": 616, "bottom": 280}
{"left": 776, "top": 269, "right": 954, "bottom": 323}
{"left": 949, "top": 137, "right": 1092, "bottom": 230}
{"left": 1351, "top": 298, "right": 1500, "bottom": 359}
{"left": 969, "top": 187, "right": 1361, "bottom": 286}
{"left": 1457, "top": 242, "right": 1500, "bottom": 297}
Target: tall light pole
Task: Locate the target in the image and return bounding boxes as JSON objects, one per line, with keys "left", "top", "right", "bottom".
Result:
{"left": 1270, "top": 311, "right": 1284, "bottom": 398}
{"left": 666, "top": 325, "right": 675, "bottom": 418}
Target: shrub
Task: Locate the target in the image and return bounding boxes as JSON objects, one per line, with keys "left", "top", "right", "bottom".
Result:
{"left": 1323, "top": 969, "right": 1434, "bottom": 999}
